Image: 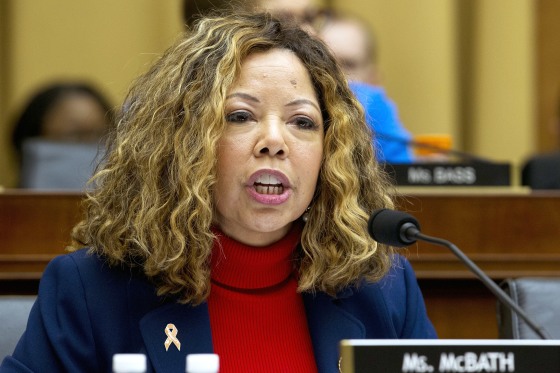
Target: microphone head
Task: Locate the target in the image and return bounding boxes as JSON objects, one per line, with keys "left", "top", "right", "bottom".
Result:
{"left": 368, "top": 208, "right": 420, "bottom": 247}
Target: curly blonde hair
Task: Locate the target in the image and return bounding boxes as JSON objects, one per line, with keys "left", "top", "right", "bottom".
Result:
{"left": 71, "top": 12, "right": 395, "bottom": 304}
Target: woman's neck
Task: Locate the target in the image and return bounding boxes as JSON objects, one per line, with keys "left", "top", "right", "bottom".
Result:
{"left": 210, "top": 223, "right": 302, "bottom": 290}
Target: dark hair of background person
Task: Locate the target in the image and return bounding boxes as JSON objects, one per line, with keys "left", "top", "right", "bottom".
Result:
{"left": 182, "top": 0, "right": 247, "bottom": 28}
{"left": 11, "top": 82, "right": 113, "bottom": 162}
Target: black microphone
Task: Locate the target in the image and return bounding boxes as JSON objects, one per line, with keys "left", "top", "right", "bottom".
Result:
{"left": 368, "top": 208, "right": 551, "bottom": 340}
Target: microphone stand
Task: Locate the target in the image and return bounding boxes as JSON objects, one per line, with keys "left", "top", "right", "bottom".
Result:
{"left": 403, "top": 224, "right": 551, "bottom": 340}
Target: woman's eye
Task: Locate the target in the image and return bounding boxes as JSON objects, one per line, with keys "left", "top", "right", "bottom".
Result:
{"left": 293, "top": 116, "right": 317, "bottom": 130}
{"left": 226, "top": 111, "right": 252, "bottom": 123}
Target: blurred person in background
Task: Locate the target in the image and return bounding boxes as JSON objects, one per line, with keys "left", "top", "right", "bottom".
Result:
{"left": 315, "top": 10, "right": 380, "bottom": 86}
{"left": 11, "top": 82, "right": 113, "bottom": 189}
{"left": 248, "top": 0, "right": 415, "bottom": 163}
{"left": 314, "top": 9, "right": 414, "bottom": 163}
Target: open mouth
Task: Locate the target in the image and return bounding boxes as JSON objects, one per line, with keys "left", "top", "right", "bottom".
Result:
{"left": 254, "top": 182, "right": 284, "bottom": 195}
{"left": 253, "top": 173, "right": 285, "bottom": 195}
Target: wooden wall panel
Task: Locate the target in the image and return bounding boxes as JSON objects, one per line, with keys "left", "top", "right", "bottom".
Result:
{"left": 536, "top": 0, "right": 560, "bottom": 151}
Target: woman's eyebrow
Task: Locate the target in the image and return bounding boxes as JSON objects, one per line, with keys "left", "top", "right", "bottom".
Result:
{"left": 225, "top": 92, "right": 260, "bottom": 102}
{"left": 286, "top": 99, "right": 320, "bottom": 112}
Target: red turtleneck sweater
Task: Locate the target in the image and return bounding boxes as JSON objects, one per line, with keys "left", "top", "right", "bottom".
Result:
{"left": 208, "top": 225, "right": 317, "bottom": 372}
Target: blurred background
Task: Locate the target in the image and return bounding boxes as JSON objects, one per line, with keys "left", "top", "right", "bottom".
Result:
{"left": 1, "top": 0, "right": 559, "bottom": 188}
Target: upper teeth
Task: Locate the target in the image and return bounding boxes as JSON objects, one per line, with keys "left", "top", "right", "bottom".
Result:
{"left": 255, "top": 174, "right": 281, "bottom": 185}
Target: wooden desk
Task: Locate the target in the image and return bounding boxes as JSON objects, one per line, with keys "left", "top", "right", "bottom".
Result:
{"left": 0, "top": 191, "right": 82, "bottom": 280}
{"left": 2, "top": 189, "right": 560, "bottom": 338}
{"left": 397, "top": 190, "right": 560, "bottom": 279}
{"left": 396, "top": 189, "right": 560, "bottom": 338}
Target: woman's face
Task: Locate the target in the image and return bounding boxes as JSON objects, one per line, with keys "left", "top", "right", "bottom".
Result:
{"left": 214, "top": 48, "right": 324, "bottom": 246}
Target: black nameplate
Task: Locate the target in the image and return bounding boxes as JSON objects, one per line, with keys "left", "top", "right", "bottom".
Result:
{"left": 382, "top": 163, "right": 511, "bottom": 186}
{"left": 340, "top": 340, "right": 560, "bottom": 373}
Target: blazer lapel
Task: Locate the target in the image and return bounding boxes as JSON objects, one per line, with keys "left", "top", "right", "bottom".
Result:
{"left": 303, "top": 291, "right": 365, "bottom": 373}
{"left": 140, "top": 301, "right": 213, "bottom": 373}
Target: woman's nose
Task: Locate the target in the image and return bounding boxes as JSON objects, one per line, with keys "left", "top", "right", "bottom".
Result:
{"left": 254, "top": 119, "right": 289, "bottom": 158}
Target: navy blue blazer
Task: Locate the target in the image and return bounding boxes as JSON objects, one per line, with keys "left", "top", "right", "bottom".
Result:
{"left": 1, "top": 249, "right": 436, "bottom": 372}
